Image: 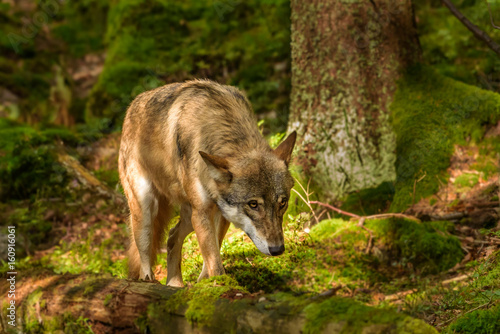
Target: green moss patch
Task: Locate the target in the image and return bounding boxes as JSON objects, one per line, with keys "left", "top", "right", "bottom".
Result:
{"left": 144, "top": 282, "right": 437, "bottom": 333}
{"left": 454, "top": 173, "right": 480, "bottom": 191}
{"left": 169, "top": 217, "right": 462, "bottom": 296}
{"left": 445, "top": 303, "right": 500, "bottom": 334}
{"left": 153, "top": 275, "right": 246, "bottom": 327}
{"left": 390, "top": 65, "right": 500, "bottom": 212}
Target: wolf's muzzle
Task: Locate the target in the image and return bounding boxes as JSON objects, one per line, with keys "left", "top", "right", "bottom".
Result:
{"left": 269, "top": 245, "right": 285, "bottom": 256}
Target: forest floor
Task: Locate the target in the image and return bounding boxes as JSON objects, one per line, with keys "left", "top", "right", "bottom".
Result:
{"left": 0, "top": 128, "right": 499, "bottom": 333}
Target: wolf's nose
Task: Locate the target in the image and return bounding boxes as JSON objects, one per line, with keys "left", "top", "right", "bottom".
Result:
{"left": 269, "top": 245, "right": 285, "bottom": 256}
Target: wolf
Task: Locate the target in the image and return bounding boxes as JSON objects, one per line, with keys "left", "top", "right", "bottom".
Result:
{"left": 118, "top": 79, "right": 296, "bottom": 287}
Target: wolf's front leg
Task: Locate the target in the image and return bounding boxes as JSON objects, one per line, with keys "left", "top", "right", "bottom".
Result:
{"left": 166, "top": 204, "right": 194, "bottom": 287}
{"left": 199, "top": 214, "right": 230, "bottom": 280}
{"left": 192, "top": 208, "right": 225, "bottom": 281}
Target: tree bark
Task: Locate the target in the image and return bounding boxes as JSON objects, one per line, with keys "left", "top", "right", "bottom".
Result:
{"left": 289, "top": 0, "right": 421, "bottom": 198}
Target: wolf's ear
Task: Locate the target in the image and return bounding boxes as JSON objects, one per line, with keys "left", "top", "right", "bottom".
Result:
{"left": 273, "top": 131, "right": 297, "bottom": 167}
{"left": 199, "top": 151, "right": 232, "bottom": 184}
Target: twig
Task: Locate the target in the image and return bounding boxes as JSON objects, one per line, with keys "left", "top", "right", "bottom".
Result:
{"left": 385, "top": 289, "right": 418, "bottom": 301}
{"left": 361, "top": 213, "right": 421, "bottom": 223}
{"left": 442, "top": 0, "right": 500, "bottom": 56}
{"left": 486, "top": 0, "right": 500, "bottom": 30}
{"left": 361, "top": 225, "right": 375, "bottom": 254}
{"left": 309, "top": 201, "right": 360, "bottom": 219}
{"left": 317, "top": 209, "right": 328, "bottom": 221}
{"left": 442, "top": 275, "right": 469, "bottom": 285}
{"left": 310, "top": 201, "right": 421, "bottom": 224}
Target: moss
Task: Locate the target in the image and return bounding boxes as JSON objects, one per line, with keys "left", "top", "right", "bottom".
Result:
{"left": 23, "top": 287, "right": 44, "bottom": 333}
{"left": 172, "top": 216, "right": 461, "bottom": 296}
{"left": 103, "top": 293, "right": 113, "bottom": 306}
{"left": 368, "top": 218, "right": 463, "bottom": 274}
{"left": 445, "top": 304, "right": 500, "bottom": 334}
{"left": 312, "top": 218, "right": 462, "bottom": 276}
{"left": 144, "top": 281, "right": 435, "bottom": 333}
{"left": 303, "top": 297, "right": 437, "bottom": 334}
{"left": 94, "top": 168, "right": 120, "bottom": 188}
{"left": 454, "top": 173, "right": 480, "bottom": 191}
{"left": 390, "top": 65, "right": 500, "bottom": 212}
{"left": 153, "top": 275, "right": 246, "bottom": 328}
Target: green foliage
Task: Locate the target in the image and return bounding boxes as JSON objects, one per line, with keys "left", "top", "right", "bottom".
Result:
{"left": 416, "top": 0, "right": 500, "bottom": 87}
{"left": 87, "top": 0, "right": 291, "bottom": 131}
{"left": 0, "top": 133, "right": 68, "bottom": 200}
{"left": 6, "top": 205, "right": 52, "bottom": 257}
{"left": 51, "top": 0, "right": 109, "bottom": 57}
{"left": 0, "top": 121, "right": 89, "bottom": 200}
{"left": 390, "top": 65, "right": 500, "bottom": 212}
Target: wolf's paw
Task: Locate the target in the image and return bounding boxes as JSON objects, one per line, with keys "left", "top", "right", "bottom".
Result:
{"left": 139, "top": 269, "right": 155, "bottom": 281}
{"left": 166, "top": 277, "right": 184, "bottom": 287}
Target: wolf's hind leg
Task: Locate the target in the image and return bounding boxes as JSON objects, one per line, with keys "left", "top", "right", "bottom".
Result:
{"left": 126, "top": 174, "right": 159, "bottom": 281}
{"left": 166, "top": 203, "right": 194, "bottom": 287}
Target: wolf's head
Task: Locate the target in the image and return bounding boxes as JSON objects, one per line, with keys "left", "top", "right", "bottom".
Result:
{"left": 200, "top": 132, "right": 297, "bottom": 256}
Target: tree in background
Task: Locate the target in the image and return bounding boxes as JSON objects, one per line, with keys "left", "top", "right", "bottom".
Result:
{"left": 289, "top": 0, "right": 421, "bottom": 199}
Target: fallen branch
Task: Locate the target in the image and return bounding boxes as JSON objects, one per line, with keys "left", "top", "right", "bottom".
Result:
{"left": 309, "top": 201, "right": 421, "bottom": 224}
{"left": 0, "top": 274, "right": 434, "bottom": 333}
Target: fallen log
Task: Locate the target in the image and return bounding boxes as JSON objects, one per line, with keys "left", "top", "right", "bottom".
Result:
{"left": 0, "top": 274, "right": 438, "bottom": 334}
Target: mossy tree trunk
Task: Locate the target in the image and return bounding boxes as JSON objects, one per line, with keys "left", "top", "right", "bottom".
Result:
{"left": 289, "top": 0, "right": 421, "bottom": 198}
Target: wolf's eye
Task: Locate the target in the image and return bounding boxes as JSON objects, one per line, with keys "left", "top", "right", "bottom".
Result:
{"left": 248, "top": 200, "right": 259, "bottom": 209}
{"left": 280, "top": 197, "right": 288, "bottom": 208}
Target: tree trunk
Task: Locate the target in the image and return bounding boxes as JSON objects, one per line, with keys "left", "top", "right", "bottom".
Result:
{"left": 289, "top": 0, "right": 421, "bottom": 198}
